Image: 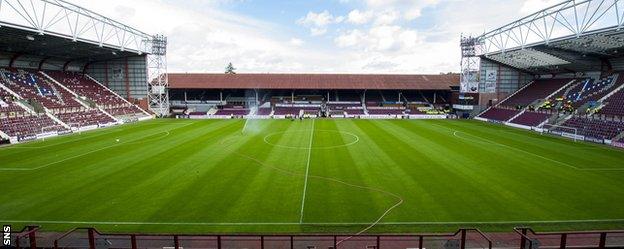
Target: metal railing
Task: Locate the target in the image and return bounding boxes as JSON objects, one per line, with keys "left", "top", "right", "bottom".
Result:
{"left": 50, "top": 227, "right": 492, "bottom": 249}
{"left": 515, "top": 227, "right": 624, "bottom": 249}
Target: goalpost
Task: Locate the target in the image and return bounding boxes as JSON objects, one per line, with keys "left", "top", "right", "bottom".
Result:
{"left": 40, "top": 125, "right": 59, "bottom": 141}
{"left": 67, "top": 122, "right": 84, "bottom": 134}
{"left": 541, "top": 124, "right": 581, "bottom": 142}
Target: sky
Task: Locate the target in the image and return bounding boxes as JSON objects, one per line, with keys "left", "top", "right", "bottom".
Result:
{"left": 67, "top": 0, "right": 563, "bottom": 74}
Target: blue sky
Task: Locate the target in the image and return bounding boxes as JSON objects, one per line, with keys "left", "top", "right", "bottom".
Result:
{"left": 70, "top": 0, "right": 563, "bottom": 73}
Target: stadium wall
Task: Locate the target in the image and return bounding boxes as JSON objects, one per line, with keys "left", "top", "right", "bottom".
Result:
{"left": 478, "top": 58, "right": 534, "bottom": 106}
{"left": 85, "top": 55, "right": 148, "bottom": 101}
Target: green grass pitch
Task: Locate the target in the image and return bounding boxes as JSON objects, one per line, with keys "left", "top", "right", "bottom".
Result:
{"left": 1, "top": 119, "right": 623, "bottom": 234}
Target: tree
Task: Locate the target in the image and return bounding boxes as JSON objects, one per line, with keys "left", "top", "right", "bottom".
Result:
{"left": 225, "top": 63, "right": 236, "bottom": 74}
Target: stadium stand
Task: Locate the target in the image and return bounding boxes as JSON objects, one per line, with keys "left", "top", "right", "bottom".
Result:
{"left": 213, "top": 105, "right": 250, "bottom": 116}
{"left": 0, "top": 114, "right": 66, "bottom": 140}
{"left": 168, "top": 74, "right": 455, "bottom": 120}
{"left": 364, "top": 91, "right": 385, "bottom": 104}
{"left": 0, "top": 68, "right": 152, "bottom": 142}
{"left": 567, "top": 75, "right": 619, "bottom": 107}
{"left": 46, "top": 71, "right": 148, "bottom": 119}
{"left": 499, "top": 79, "right": 571, "bottom": 108}
{"left": 599, "top": 89, "right": 624, "bottom": 116}
{"left": 55, "top": 109, "right": 116, "bottom": 128}
{"left": 327, "top": 103, "right": 365, "bottom": 117}
{"left": 558, "top": 117, "right": 624, "bottom": 140}
{"left": 366, "top": 107, "right": 405, "bottom": 115}
{"left": 256, "top": 108, "right": 272, "bottom": 116}
{"left": 1, "top": 68, "right": 83, "bottom": 110}
{"left": 0, "top": 88, "right": 67, "bottom": 140}
{"left": 597, "top": 77, "right": 624, "bottom": 117}
{"left": 509, "top": 110, "right": 552, "bottom": 127}
{"left": 0, "top": 89, "right": 25, "bottom": 116}
{"left": 273, "top": 106, "right": 301, "bottom": 116}
{"left": 335, "top": 91, "right": 362, "bottom": 102}
{"left": 544, "top": 74, "right": 623, "bottom": 111}
{"left": 478, "top": 107, "right": 520, "bottom": 122}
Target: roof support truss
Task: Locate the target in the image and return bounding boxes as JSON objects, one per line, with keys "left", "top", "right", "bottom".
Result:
{"left": 0, "top": 0, "right": 152, "bottom": 54}
{"left": 478, "top": 0, "right": 624, "bottom": 55}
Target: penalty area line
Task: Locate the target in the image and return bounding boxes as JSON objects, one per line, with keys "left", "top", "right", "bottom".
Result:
{"left": 451, "top": 130, "right": 624, "bottom": 171}
{"left": 0, "top": 122, "right": 197, "bottom": 171}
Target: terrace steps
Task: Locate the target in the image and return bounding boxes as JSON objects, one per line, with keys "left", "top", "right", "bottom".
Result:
{"left": 498, "top": 80, "right": 536, "bottom": 106}
{"left": 19, "top": 99, "right": 42, "bottom": 114}
{"left": 84, "top": 74, "right": 151, "bottom": 116}
{"left": 41, "top": 72, "right": 92, "bottom": 109}
{"left": 45, "top": 111, "right": 71, "bottom": 130}
{"left": 476, "top": 81, "right": 535, "bottom": 118}
{"left": 41, "top": 72, "right": 120, "bottom": 124}
{"left": 506, "top": 109, "right": 526, "bottom": 122}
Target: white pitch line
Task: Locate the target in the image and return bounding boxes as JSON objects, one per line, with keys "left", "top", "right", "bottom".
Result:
{"left": 449, "top": 128, "right": 624, "bottom": 171}
{"left": 0, "top": 121, "right": 188, "bottom": 150}
{"left": 452, "top": 130, "right": 583, "bottom": 170}
{"left": 0, "top": 122, "right": 196, "bottom": 171}
{"left": 2, "top": 219, "right": 623, "bottom": 226}
{"left": 299, "top": 119, "right": 315, "bottom": 224}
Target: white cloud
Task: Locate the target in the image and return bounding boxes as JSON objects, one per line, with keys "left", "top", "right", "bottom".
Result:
{"left": 374, "top": 10, "right": 399, "bottom": 25}
{"left": 310, "top": 27, "right": 328, "bottom": 36}
{"left": 60, "top": 0, "right": 549, "bottom": 74}
{"left": 364, "top": 0, "right": 441, "bottom": 20}
{"left": 335, "top": 25, "right": 418, "bottom": 52}
{"left": 290, "top": 38, "right": 304, "bottom": 46}
{"left": 65, "top": 0, "right": 344, "bottom": 73}
{"left": 347, "top": 9, "right": 374, "bottom": 25}
{"left": 520, "top": 0, "right": 562, "bottom": 14}
{"left": 297, "top": 10, "right": 336, "bottom": 27}
{"left": 297, "top": 10, "right": 344, "bottom": 36}
{"left": 335, "top": 29, "right": 366, "bottom": 48}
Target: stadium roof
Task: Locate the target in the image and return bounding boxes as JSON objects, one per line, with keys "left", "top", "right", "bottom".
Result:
{"left": 0, "top": 26, "right": 140, "bottom": 63}
{"left": 0, "top": 0, "right": 157, "bottom": 68}
{"left": 168, "top": 73, "right": 459, "bottom": 90}
{"left": 0, "top": 0, "right": 152, "bottom": 55}
{"left": 474, "top": 0, "right": 624, "bottom": 74}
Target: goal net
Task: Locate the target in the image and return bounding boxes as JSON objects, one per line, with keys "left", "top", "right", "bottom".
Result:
{"left": 67, "top": 122, "right": 83, "bottom": 133}
{"left": 40, "top": 125, "right": 60, "bottom": 141}
{"left": 541, "top": 124, "right": 582, "bottom": 141}
{"left": 40, "top": 125, "right": 59, "bottom": 134}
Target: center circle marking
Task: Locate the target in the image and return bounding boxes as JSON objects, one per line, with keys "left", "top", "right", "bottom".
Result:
{"left": 263, "top": 130, "right": 360, "bottom": 149}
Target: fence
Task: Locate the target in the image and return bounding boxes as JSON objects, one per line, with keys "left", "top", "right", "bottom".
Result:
{"left": 10, "top": 227, "right": 492, "bottom": 249}
{"left": 514, "top": 227, "right": 624, "bottom": 249}
{"left": 9, "top": 226, "right": 624, "bottom": 249}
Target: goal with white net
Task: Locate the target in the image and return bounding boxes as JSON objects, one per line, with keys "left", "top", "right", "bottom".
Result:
{"left": 40, "top": 125, "right": 60, "bottom": 141}
{"left": 541, "top": 124, "right": 583, "bottom": 141}
{"left": 68, "top": 122, "right": 83, "bottom": 133}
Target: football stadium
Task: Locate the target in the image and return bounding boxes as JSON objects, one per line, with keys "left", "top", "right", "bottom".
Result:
{"left": 1, "top": 0, "right": 624, "bottom": 248}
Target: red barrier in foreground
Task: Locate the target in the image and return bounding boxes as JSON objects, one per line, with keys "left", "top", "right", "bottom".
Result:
{"left": 49, "top": 227, "right": 492, "bottom": 249}
{"left": 8, "top": 225, "right": 624, "bottom": 249}
{"left": 515, "top": 227, "right": 624, "bottom": 249}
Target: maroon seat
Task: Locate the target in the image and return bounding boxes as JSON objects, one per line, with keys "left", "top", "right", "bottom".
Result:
{"left": 501, "top": 79, "right": 570, "bottom": 108}
{"left": 559, "top": 117, "right": 624, "bottom": 140}
{"left": 46, "top": 71, "right": 147, "bottom": 118}
{"left": 478, "top": 107, "right": 520, "bottom": 122}
{"left": 509, "top": 111, "right": 551, "bottom": 127}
